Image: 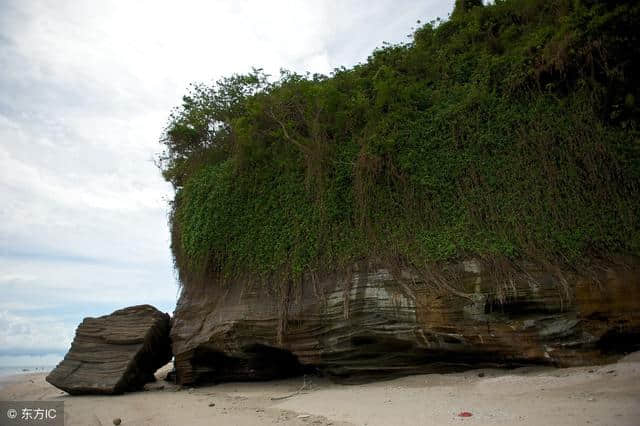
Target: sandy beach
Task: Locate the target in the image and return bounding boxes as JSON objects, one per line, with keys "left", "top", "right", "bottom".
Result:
{"left": 1, "top": 352, "right": 639, "bottom": 426}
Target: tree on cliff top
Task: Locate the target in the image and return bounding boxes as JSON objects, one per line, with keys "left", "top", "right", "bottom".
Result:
{"left": 453, "top": 0, "right": 484, "bottom": 15}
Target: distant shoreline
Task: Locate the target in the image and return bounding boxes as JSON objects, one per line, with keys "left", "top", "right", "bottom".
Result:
{"left": 0, "top": 366, "right": 53, "bottom": 376}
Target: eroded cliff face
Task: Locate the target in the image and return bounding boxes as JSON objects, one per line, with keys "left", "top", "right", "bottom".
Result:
{"left": 171, "top": 259, "right": 640, "bottom": 385}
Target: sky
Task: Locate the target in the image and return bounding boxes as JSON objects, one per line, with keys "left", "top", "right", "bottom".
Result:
{"left": 0, "top": 0, "right": 455, "bottom": 367}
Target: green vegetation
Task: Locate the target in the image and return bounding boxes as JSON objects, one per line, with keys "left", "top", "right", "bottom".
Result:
{"left": 158, "top": 0, "right": 640, "bottom": 288}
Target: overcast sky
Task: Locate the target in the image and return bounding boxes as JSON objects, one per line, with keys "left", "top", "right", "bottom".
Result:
{"left": 0, "top": 0, "right": 454, "bottom": 367}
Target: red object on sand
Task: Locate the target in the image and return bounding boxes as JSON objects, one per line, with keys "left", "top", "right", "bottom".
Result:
{"left": 458, "top": 412, "right": 473, "bottom": 417}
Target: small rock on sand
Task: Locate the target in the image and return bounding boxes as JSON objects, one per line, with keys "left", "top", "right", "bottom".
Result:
{"left": 113, "top": 418, "right": 122, "bottom": 425}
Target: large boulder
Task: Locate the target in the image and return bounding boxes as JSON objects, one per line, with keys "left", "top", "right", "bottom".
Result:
{"left": 171, "top": 258, "right": 640, "bottom": 384}
{"left": 47, "top": 305, "right": 172, "bottom": 395}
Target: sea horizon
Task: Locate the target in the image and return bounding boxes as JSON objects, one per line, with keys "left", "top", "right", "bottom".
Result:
{"left": 0, "top": 366, "right": 54, "bottom": 380}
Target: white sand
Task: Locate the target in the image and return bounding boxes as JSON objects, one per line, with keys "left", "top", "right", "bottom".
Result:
{"left": 1, "top": 353, "right": 639, "bottom": 426}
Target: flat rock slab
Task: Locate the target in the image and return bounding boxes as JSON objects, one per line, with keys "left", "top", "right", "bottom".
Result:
{"left": 47, "top": 305, "right": 172, "bottom": 395}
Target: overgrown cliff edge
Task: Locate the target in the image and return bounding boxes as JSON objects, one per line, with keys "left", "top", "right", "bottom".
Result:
{"left": 159, "top": 0, "right": 640, "bottom": 384}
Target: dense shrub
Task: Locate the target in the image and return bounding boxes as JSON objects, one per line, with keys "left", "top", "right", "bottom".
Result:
{"left": 159, "top": 0, "right": 640, "bottom": 288}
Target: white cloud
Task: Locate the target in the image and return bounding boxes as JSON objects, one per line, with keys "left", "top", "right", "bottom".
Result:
{"left": 0, "top": 310, "right": 72, "bottom": 355}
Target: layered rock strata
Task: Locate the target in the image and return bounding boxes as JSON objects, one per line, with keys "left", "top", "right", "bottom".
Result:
{"left": 171, "top": 259, "right": 640, "bottom": 384}
{"left": 47, "top": 305, "right": 172, "bottom": 394}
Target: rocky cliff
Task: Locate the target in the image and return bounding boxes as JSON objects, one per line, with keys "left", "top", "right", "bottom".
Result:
{"left": 171, "top": 259, "right": 640, "bottom": 385}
